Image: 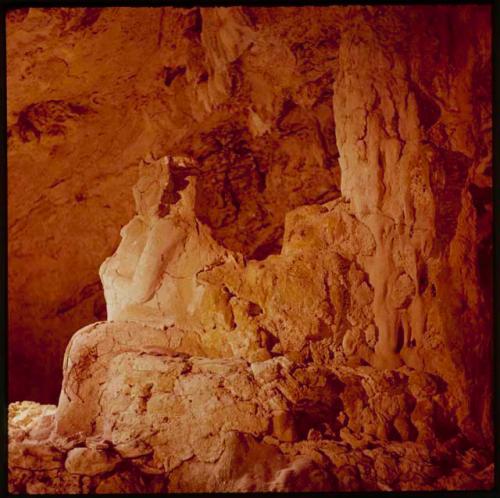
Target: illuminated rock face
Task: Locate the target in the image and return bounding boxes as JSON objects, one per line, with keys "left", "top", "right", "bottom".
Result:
{"left": 98, "top": 156, "right": 377, "bottom": 363}
{"left": 332, "top": 6, "right": 493, "bottom": 450}
{"left": 7, "top": 6, "right": 341, "bottom": 403}
{"left": 8, "top": 5, "right": 492, "bottom": 494}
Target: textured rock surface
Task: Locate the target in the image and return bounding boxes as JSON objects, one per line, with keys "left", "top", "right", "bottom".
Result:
{"left": 9, "top": 354, "right": 494, "bottom": 492}
{"left": 332, "top": 6, "right": 493, "bottom": 450}
{"left": 8, "top": 6, "right": 341, "bottom": 403}
{"left": 8, "top": 4, "right": 492, "bottom": 494}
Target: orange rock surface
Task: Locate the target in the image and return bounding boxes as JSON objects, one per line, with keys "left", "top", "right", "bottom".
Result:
{"left": 7, "top": 5, "right": 493, "bottom": 493}
{"left": 8, "top": 6, "right": 341, "bottom": 403}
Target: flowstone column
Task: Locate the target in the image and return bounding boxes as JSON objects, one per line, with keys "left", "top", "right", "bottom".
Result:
{"left": 333, "top": 6, "right": 492, "bottom": 446}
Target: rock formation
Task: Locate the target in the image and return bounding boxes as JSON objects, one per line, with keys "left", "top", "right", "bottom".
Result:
{"left": 8, "top": 5, "right": 492, "bottom": 494}
{"left": 7, "top": 6, "right": 341, "bottom": 403}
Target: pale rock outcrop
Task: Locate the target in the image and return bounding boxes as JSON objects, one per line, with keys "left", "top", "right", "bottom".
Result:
{"left": 9, "top": 353, "right": 493, "bottom": 492}
{"left": 100, "top": 156, "right": 235, "bottom": 335}
{"left": 97, "top": 156, "right": 378, "bottom": 364}
{"left": 332, "top": 5, "right": 492, "bottom": 449}
{"left": 9, "top": 147, "right": 493, "bottom": 492}
{"left": 200, "top": 199, "right": 377, "bottom": 361}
